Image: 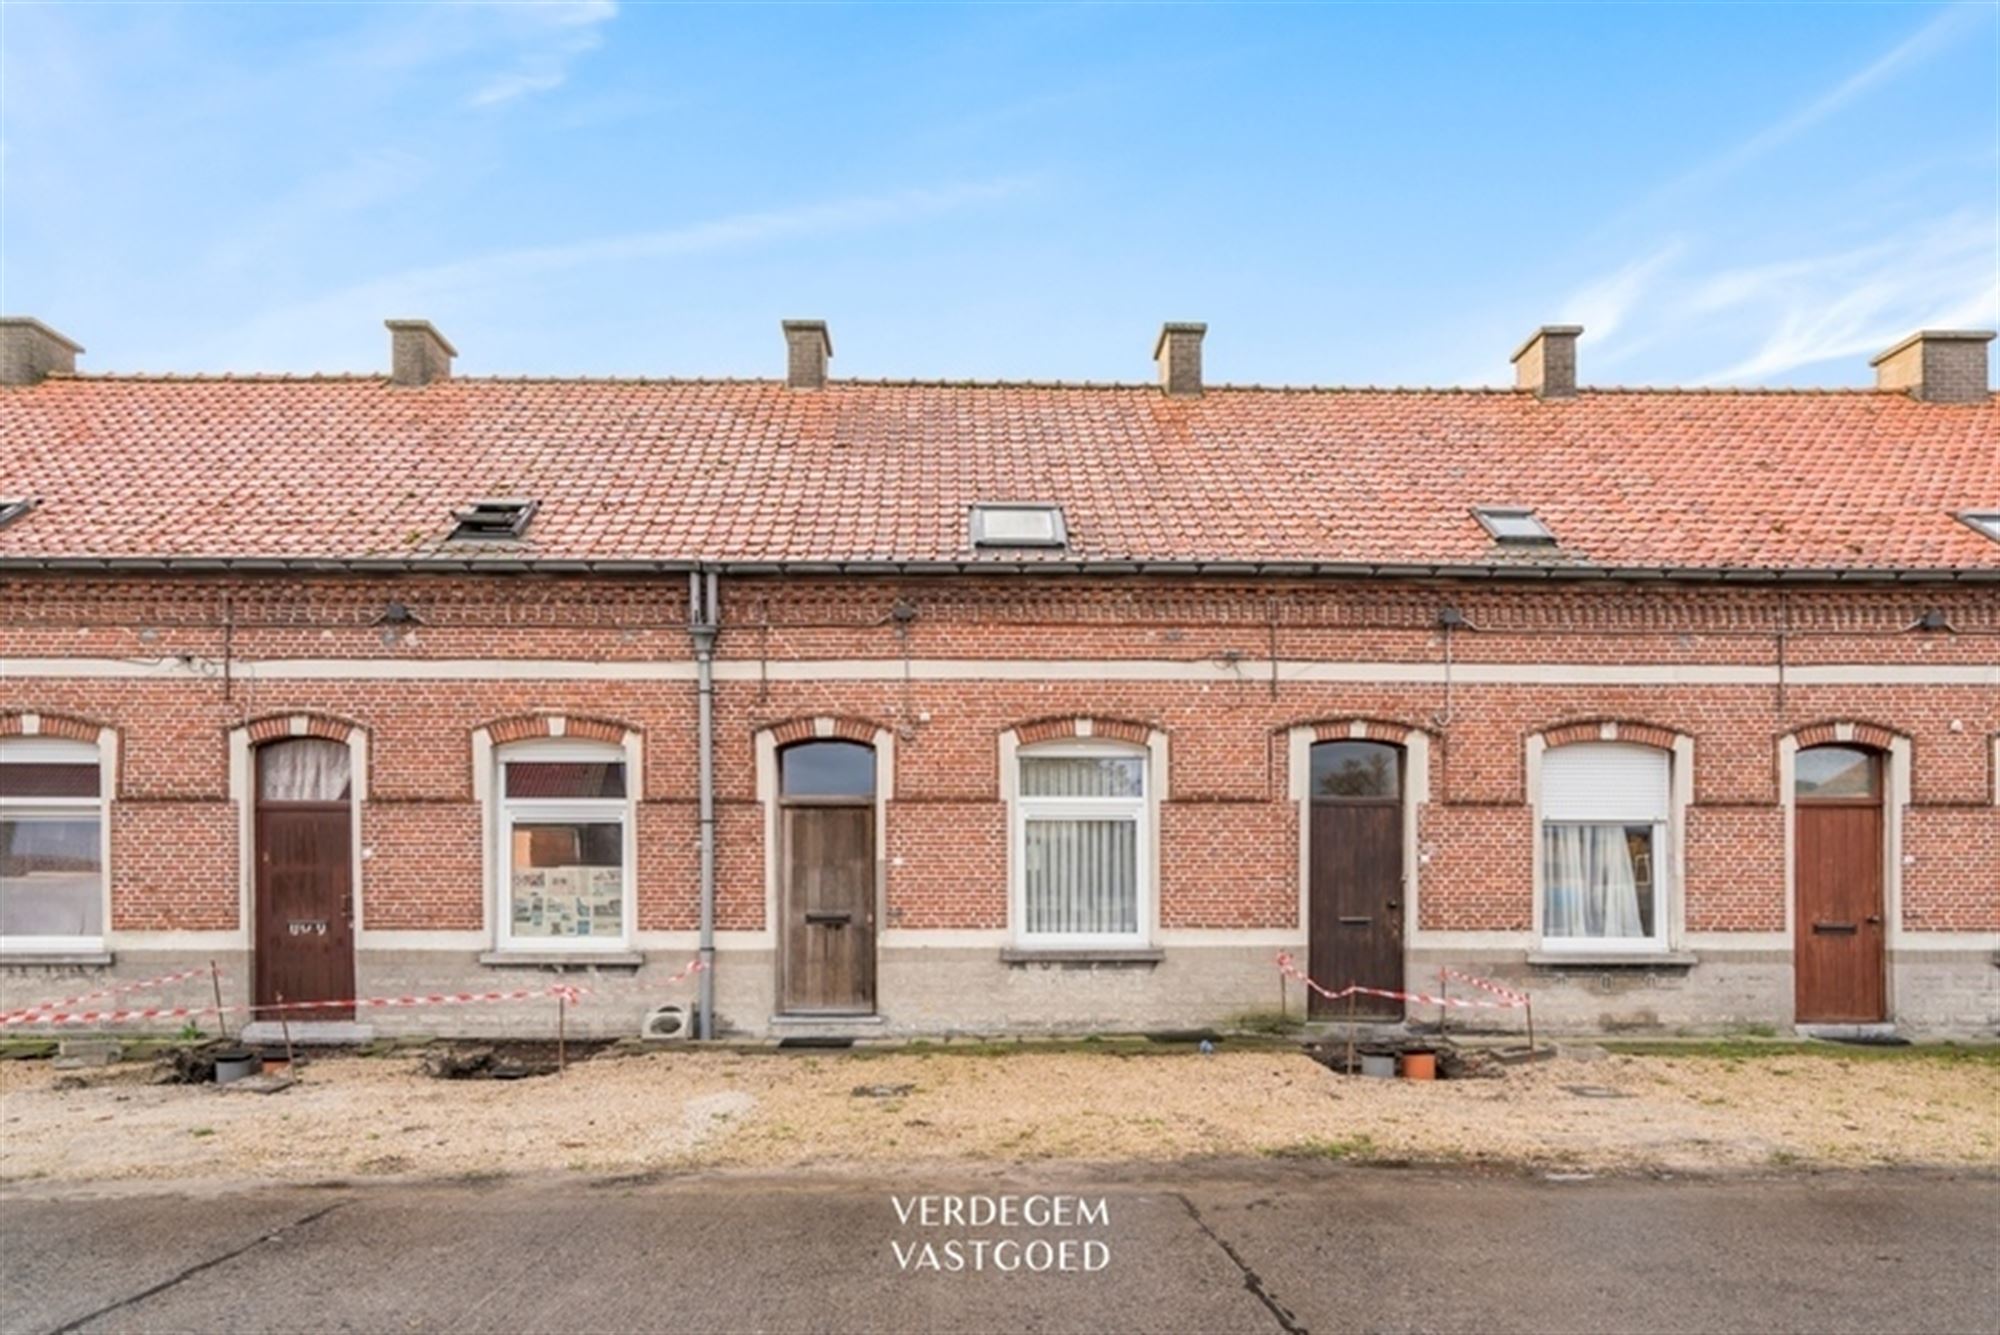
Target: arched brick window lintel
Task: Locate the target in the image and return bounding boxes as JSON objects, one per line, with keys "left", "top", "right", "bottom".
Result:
{"left": 1008, "top": 715, "right": 1157, "bottom": 747}
{"left": 1284, "top": 717, "right": 1427, "bottom": 745}
{"left": 1787, "top": 720, "right": 1905, "bottom": 752}
{"left": 759, "top": 715, "right": 888, "bottom": 747}
{"left": 474, "top": 713, "right": 638, "bottom": 747}
{"left": 1537, "top": 719, "right": 1685, "bottom": 751}
{"left": 0, "top": 710, "right": 114, "bottom": 745}
{"left": 236, "top": 712, "right": 361, "bottom": 746}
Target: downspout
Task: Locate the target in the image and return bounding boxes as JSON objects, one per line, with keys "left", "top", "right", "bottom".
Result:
{"left": 690, "top": 569, "right": 720, "bottom": 1039}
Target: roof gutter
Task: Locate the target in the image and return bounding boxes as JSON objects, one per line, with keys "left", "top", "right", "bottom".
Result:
{"left": 0, "top": 556, "right": 1992, "bottom": 583}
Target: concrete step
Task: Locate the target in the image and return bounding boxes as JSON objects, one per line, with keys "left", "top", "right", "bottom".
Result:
{"left": 237, "top": 1020, "right": 376, "bottom": 1046}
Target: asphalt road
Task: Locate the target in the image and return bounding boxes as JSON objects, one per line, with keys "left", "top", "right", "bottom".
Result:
{"left": 3, "top": 1166, "right": 1996, "bottom": 1335}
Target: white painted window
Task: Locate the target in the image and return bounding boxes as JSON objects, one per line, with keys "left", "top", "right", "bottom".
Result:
{"left": 495, "top": 740, "right": 634, "bottom": 951}
{"left": 0, "top": 737, "right": 108, "bottom": 953}
{"left": 1540, "top": 743, "right": 1669, "bottom": 952}
{"left": 1013, "top": 741, "right": 1148, "bottom": 946}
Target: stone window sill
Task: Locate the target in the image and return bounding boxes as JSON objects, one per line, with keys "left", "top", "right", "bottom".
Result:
{"left": 999, "top": 947, "right": 1166, "bottom": 967}
{"left": 0, "top": 950, "right": 115, "bottom": 968}
{"left": 477, "top": 950, "right": 645, "bottom": 970}
{"left": 1527, "top": 951, "right": 1698, "bottom": 970}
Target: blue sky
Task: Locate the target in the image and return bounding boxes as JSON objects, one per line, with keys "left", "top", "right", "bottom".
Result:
{"left": 3, "top": 2, "right": 1995, "bottom": 386}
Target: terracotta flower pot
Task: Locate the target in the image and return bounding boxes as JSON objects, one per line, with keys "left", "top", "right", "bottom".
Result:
{"left": 1400, "top": 1050, "right": 1437, "bottom": 1081}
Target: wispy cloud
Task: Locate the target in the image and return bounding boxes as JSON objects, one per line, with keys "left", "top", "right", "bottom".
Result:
{"left": 466, "top": 0, "right": 617, "bottom": 108}
{"left": 1557, "top": 242, "right": 1686, "bottom": 345}
{"left": 192, "top": 177, "right": 1041, "bottom": 370}
{"left": 1690, "top": 214, "right": 1998, "bottom": 384}
{"left": 1548, "top": 5, "right": 1997, "bottom": 385}
{"left": 1645, "top": 5, "right": 1987, "bottom": 209}
{"left": 1547, "top": 212, "right": 1996, "bottom": 386}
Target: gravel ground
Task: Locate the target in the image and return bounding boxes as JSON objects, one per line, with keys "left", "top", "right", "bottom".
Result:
{"left": 2, "top": 1044, "right": 1994, "bottom": 1189}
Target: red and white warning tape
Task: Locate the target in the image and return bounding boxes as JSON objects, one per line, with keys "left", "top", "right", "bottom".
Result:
{"left": 1441, "top": 965, "right": 1530, "bottom": 1007}
{"left": 1, "top": 966, "right": 217, "bottom": 1026}
{"left": 1275, "top": 953, "right": 1528, "bottom": 1012}
{"left": 6, "top": 957, "right": 708, "bottom": 1028}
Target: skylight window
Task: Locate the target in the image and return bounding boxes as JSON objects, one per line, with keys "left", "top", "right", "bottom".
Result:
{"left": 0, "top": 497, "right": 38, "bottom": 530}
{"left": 449, "top": 498, "right": 539, "bottom": 542}
{"left": 971, "top": 503, "right": 1067, "bottom": 549}
{"left": 1956, "top": 511, "right": 2000, "bottom": 543}
{"left": 1472, "top": 506, "right": 1556, "bottom": 545}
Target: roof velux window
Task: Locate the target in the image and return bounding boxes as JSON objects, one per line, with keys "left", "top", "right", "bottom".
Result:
{"left": 1472, "top": 506, "right": 1556, "bottom": 545}
{"left": 971, "top": 503, "right": 1067, "bottom": 549}
{"left": 1956, "top": 511, "right": 2000, "bottom": 543}
{"left": 0, "top": 497, "right": 39, "bottom": 530}
{"left": 449, "top": 498, "right": 539, "bottom": 542}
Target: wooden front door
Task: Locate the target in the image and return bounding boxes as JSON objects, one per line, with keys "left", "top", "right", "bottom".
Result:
{"left": 254, "top": 739, "right": 355, "bottom": 1021}
{"left": 778, "top": 741, "right": 877, "bottom": 1014}
{"left": 1794, "top": 746, "right": 1886, "bottom": 1023}
{"left": 1307, "top": 740, "right": 1404, "bottom": 1018}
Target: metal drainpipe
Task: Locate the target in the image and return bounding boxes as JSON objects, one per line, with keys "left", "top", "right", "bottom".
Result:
{"left": 690, "top": 569, "right": 720, "bottom": 1039}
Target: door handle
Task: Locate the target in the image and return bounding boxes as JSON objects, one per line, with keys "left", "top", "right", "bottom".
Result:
{"left": 1386, "top": 900, "right": 1401, "bottom": 911}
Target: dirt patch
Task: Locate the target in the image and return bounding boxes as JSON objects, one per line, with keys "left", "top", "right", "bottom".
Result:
{"left": 1, "top": 1045, "right": 1993, "bottom": 1189}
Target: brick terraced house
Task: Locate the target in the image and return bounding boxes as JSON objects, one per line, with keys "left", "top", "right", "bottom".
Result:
{"left": 1, "top": 315, "right": 1995, "bottom": 1040}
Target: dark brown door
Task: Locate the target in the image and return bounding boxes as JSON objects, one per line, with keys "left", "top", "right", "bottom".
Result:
{"left": 1307, "top": 741, "right": 1404, "bottom": 1018}
{"left": 1795, "top": 746, "right": 1886, "bottom": 1023}
{"left": 254, "top": 740, "right": 355, "bottom": 1021}
{"left": 778, "top": 741, "right": 877, "bottom": 1014}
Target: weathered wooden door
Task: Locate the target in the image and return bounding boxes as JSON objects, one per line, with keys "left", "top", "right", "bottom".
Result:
{"left": 254, "top": 739, "right": 355, "bottom": 1021}
{"left": 779, "top": 741, "right": 877, "bottom": 1014}
{"left": 1794, "top": 746, "right": 1886, "bottom": 1023}
{"left": 1307, "top": 741, "right": 1404, "bottom": 1018}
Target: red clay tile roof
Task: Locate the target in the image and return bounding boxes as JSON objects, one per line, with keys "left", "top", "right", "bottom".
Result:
{"left": 1, "top": 375, "right": 1995, "bottom": 576}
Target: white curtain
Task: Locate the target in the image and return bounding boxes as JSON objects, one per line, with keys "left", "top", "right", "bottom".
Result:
{"left": 258, "top": 739, "right": 352, "bottom": 802}
{"left": 1543, "top": 824, "right": 1646, "bottom": 939}
{"left": 1025, "top": 818, "right": 1137, "bottom": 935}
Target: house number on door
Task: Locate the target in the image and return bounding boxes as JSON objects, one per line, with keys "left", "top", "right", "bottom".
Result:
{"left": 289, "top": 920, "right": 328, "bottom": 936}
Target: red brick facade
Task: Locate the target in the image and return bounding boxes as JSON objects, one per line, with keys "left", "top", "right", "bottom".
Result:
{"left": 4, "top": 572, "right": 1994, "bottom": 961}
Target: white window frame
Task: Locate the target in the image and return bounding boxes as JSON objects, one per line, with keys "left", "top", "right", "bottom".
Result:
{"left": 1531, "top": 738, "right": 1683, "bottom": 957}
{"left": 0, "top": 734, "right": 113, "bottom": 956}
{"left": 1008, "top": 737, "right": 1154, "bottom": 949}
{"left": 494, "top": 738, "right": 636, "bottom": 954}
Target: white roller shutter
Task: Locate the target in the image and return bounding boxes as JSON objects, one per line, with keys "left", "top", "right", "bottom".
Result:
{"left": 1542, "top": 743, "right": 1668, "bottom": 822}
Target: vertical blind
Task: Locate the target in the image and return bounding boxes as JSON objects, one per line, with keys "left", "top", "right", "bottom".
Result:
{"left": 1019, "top": 753, "right": 1144, "bottom": 937}
{"left": 1024, "top": 819, "right": 1139, "bottom": 936}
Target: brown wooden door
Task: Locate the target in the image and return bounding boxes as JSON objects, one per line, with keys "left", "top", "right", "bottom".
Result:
{"left": 1796, "top": 793, "right": 1886, "bottom": 1024}
{"left": 1307, "top": 741, "right": 1404, "bottom": 1019}
{"left": 255, "top": 805, "right": 355, "bottom": 1020}
{"left": 254, "top": 738, "right": 355, "bottom": 1022}
{"left": 781, "top": 804, "right": 876, "bottom": 1013}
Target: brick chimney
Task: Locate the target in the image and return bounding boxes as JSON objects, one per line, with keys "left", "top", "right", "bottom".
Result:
{"left": 1512, "top": 325, "right": 1581, "bottom": 398}
{"left": 1870, "top": 330, "right": 1993, "bottom": 403}
{"left": 782, "top": 320, "right": 831, "bottom": 390}
{"left": 0, "top": 318, "right": 83, "bottom": 386}
{"left": 385, "top": 319, "right": 456, "bottom": 386}
{"left": 1154, "top": 322, "right": 1206, "bottom": 396}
